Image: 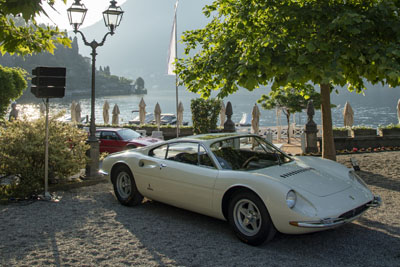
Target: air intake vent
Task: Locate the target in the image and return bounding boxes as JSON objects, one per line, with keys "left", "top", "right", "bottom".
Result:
{"left": 280, "top": 167, "right": 314, "bottom": 178}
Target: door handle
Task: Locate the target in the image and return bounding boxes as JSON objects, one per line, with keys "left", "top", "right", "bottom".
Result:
{"left": 160, "top": 163, "right": 167, "bottom": 169}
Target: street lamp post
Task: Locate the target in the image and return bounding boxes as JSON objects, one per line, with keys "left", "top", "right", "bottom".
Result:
{"left": 68, "top": 0, "right": 124, "bottom": 178}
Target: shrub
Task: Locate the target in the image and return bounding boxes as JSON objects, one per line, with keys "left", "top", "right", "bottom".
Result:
{"left": 190, "top": 98, "right": 221, "bottom": 134}
{"left": 351, "top": 125, "right": 375, "bottom": 130}
{"left": 0, "top": 116, "right": 89, "bottom": 199}
{"left": 378, "top": 123, "right": 400, "bottom": 130}
{"left": 332, "top": 127, "right": 349, "bottom": 131}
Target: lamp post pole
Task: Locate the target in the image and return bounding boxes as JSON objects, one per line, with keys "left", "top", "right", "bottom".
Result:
{"left": 74, "top": 31, "right": 111, "bottom": 177}
{"left": 68, "top": 0, "right": 124, "bottom": 178}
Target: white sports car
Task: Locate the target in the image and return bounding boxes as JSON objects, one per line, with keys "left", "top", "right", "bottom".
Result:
{"left": 100, "top": 133, "right": 381, "bottom": 245}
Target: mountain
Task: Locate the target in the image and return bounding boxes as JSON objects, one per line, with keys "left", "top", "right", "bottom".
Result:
{"left": 75, "top": 0, "right": 213, "bottom": 91}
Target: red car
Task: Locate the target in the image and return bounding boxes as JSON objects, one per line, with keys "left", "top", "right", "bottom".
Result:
{"left": 96, "top": 128, "right": 162, "bottom": 154}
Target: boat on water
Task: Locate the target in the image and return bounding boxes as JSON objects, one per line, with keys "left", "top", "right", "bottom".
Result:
{"left": 238, "top": 113, "right": 252, "bottom": 127}
{"left": 129, "top": 113, "right": 188, "bottom": 126}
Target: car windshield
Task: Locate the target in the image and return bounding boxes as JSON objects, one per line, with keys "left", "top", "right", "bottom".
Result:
{"left": 117, "top": 129, "right": 141, "bottom": 140}
{"left": 210, "top": 136, "right": 292, "bottom": 171}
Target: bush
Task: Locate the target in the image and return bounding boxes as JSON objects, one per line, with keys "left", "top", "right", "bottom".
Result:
{"left": 332, "top": 126, "right": 349, "bottom": 131}
{"left": 351, "top": 125, "right": 374, "bottom": 130}
{"left": 190, "top": 98, "right": 221, "bottom": 134}
{"left": 378, "top": 123, "right": 400, "bottom": 130}
{"left": 0, "top": 117, "right": 89, "bottom": 199}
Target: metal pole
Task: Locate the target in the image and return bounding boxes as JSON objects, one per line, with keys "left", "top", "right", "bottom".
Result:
{"left": 44, "top": 98, "right": 50, "bottom": 198}
{"left": 75, "top": 31, "right": 110, "bottom": 178}
{"left": 89, "top": 47, "right": 97, "bottom": 142}
{"left": 175, "top": 4, "right": 179, "bottom": 138}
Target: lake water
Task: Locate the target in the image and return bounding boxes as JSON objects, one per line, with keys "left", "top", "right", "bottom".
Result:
{"left": 13, "top": 87, "right": 400, "bottom": 128}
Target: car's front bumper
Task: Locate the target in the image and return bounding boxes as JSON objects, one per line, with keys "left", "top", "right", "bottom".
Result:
{"left": 289, "top": 196, "right": 381, "bottom": 228}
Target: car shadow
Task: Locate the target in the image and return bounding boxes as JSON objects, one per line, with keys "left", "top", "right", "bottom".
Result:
{"left": 112, "top": 198, "right": 400, "bottom": 266}
{"left": 2, "top": 185, "right": 398, "bottom": 266}
{"left": 356, "top": 170, "right": 400, "bottom": 193}
{"left": 0, "top": 188, "right": 117, "bottom": 266}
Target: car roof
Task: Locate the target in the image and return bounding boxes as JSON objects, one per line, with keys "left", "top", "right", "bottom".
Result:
{"left": 173, "top": 133, "right": 255, "bottom": 146}
{"left": 96, "top": 128, "right": 131, "bottom": 132}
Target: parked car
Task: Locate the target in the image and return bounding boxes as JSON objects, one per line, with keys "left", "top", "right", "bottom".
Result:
{"left": 96, "top": 128, "right": 161, "bottom": 154}
{"left": 100, "top": 133, "right": 381, "bottom": 245}
{"left": 129, "top": 113, "right": 188, "bottom": 126}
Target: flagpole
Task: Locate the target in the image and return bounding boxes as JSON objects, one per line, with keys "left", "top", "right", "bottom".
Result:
{"left": 175, "top": 2, "right": 179, "bottom": 138}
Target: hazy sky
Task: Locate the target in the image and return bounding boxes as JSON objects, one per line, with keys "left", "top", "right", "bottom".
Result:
{"left": 36, "top": 0, "right": 127, "bottom": 30}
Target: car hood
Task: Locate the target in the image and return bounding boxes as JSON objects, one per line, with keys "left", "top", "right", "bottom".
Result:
{"left": 130, "top": 137, "right": 161, "bottom": 146}
{"left": 252, "top": 158, "right": 352, "bottom": 197}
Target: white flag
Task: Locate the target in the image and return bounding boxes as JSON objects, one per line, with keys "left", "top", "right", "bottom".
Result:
{"left": 167, "top": 0, "right": 179, "bottom": 75}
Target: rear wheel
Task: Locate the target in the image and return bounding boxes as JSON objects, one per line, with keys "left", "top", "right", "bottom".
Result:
{"left": 112, "top": 165, "right": 143, "bottom": 206}
{"left": 228, "top": 190, "right": 276, "bottom": 246}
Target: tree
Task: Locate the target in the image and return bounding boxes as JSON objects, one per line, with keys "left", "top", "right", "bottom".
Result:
{"left": 0, "top": 0, "right": 70, "bottom": 118}
{"left": 0, "top": 1, "right": 70, "bottom": 56}
{"left": 258, "top": 83, "right": 321, "bottom": 144}
{"left": 176, "top": 0, "right": 400, "bottom": 161}
{"left": 0, "top": 66, "right": 27, "bottom": 119}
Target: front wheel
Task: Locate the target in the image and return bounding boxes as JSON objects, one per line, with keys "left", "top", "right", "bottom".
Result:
{"left": 228, "top": 190, "right": 276, "bottom": 246}
{"left": 112, "top": 165, "right": 143, "bottom": 206}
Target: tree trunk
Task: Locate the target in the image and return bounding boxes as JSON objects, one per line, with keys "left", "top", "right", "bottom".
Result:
{"left": 320, "top": 83, "right": 336, "bottom": 161}
{"left": 286, "top": 112, "right": 291, "bottom": 144}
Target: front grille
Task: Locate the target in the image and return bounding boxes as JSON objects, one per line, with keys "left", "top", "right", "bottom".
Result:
{"left": 339, "top": 202, "right": 370, "bottom": 220}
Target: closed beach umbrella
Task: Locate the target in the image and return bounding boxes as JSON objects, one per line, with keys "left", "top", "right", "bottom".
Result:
{"left": 251, "top": 104, "right": 260, "bottom": 135}
{"left": 397, "top": 99, "right": 400, "bottom": 124}
{"left": 103, "top": 100, "right": 110, "bottom": 125}
{"left": 177, "top": 101, "right": 184, "bottom": 126}
{"left": 139, "top": 97, "right": 146, "bottom": 125}
{"left": 75, "top": 102, "right": 81, "bottom": 123}
{"left": 154, "top": 103, "right": 162, "bottom": 131}
{"left": 220, "top": 101, "right": 226, "bottom": 127}
{"left": 112, "top": 104, "right": 120, "bottom": 125}
{"left": 343, "top": 101, "right": 354, "bottom": 127}
{"left": 70, "top": 101, "right": 76, "bottom": 122}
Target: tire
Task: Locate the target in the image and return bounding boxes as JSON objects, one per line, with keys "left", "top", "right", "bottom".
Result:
{"left": 112, "top": 165, "right": 143, "bottom": 206}
{"left": 228, "top": 190, "right": 276, "bottom": 246}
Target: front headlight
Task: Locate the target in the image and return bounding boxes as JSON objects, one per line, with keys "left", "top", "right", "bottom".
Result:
{"left": 286, "top": 190, "right": 297, "bottom": 209}
{"left": 349, "top": 170, "right": 368, "bottom": 187}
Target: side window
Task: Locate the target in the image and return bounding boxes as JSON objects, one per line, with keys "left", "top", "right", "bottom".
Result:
{"left": 95, "top": 131, "right": 101, "bottom": 139}
{"left": 167, "top": 142, "right": 199, "bottom": 166}
{"left": 199, "top": 146, "right": 215, "bottom": 168}
{"left": 150, "top": 144, "right": 168, "bottom": 159}
{"left": 101, "top": 131, "right": 119, "bottom": 140}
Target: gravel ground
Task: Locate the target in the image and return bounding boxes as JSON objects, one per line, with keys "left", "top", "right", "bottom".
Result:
{"left": 1, "top": 152, "right": 399, "bottom": 266}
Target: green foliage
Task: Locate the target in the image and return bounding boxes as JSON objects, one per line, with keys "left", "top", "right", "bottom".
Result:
{"left": 258, "top": 83, "right": 321, "bottom": 115}
{"left": 0, "top": 116, "right": 89, "bottom": 199}
{"left": 333, "top": 127, "right": 349, "bottom": 131}
{"left": 176, "top": 0, "right": 400, "bottom": 158}
{"left": 351, "top": 125, "right": 375, "bottom": 130}
{"left": 177, "top": 0, "right": 400, "bottom": 96}
{"left": 0, "top": 65, "right": 27, "bottom": 118}
{"left": 0, "top": 1, "right": 70, "bottom": 56}
{"left": 190, "top": 98, "right": 221, "bottom": 134}
{"left": 378, "top": 124, "right": 400, "bottom": 130}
